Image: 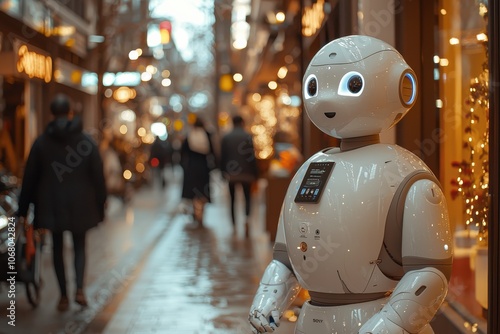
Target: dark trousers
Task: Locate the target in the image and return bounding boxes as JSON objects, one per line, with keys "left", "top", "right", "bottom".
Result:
{"left": 52, "top": 231, "right": 86, "bottom": 297}
{"left": 228, "top": 182, "right": 252, "bottom": 226}
{"left": 154, "top": 166, "right": 166, "bottom": 188}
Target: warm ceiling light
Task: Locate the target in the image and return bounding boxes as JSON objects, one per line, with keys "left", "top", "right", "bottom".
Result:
{"left": 129, "top": 50, "right": 139, "bottom": 60}
{"left": 53, "top": 25, "right": 76, "bottom": 36}
{"left": 277, "top": 66, "right": 288, "bottom": 79}
{"left": 276, "top": 12, "right": 285, "bottom": 23}
{"left": 231, "top": 20, "right": 250, "bottom": 50}
{"left": 120, "top": 109, "right": 136, "bottom": 122}
{"left": 141, "top": 72, "right": 152, "bottom": 81}
{"left": 233, "top": 39, "right": 247, "bottom": 50}
{"left": 137, "top": 127, "right": 146, "bottom": 137}
{"left": 162, "top": 78, "right": 172, "bottom": 87}
{"left": 114, "top": 88, "right": 136, "bottom": 103}
{"left": 233, "top": 73, "right": 243, "bottom": 82}
{"left": 146, "top": 65, "right": 157, "bottom": 74}
{"left": 476, "top": 33, "right": 488, "bottom": 41}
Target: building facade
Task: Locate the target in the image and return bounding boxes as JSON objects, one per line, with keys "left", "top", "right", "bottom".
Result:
{"left": 0, "top": 0, "right": 99, "bottom": 177}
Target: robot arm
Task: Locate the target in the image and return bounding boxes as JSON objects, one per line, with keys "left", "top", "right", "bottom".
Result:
{"left": 249, "top": 212, "right": 301, "bottom": 333}
{"left": 360, "top": 179, "right": 453, "bottom": 333}
{"left": 358, "top": 267, "right": 448, "bottom": 333}
{"left": 249, "top": 260, "right": 301, "bottom": 333}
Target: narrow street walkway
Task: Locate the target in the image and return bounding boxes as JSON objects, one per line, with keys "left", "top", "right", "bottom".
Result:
{"left": 85, "top": 168, "right": 296, "bottom": 333}
{"left": 0, "top": 166, "right": 297, "bottom": 333}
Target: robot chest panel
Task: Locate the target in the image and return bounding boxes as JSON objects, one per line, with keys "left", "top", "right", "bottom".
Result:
{"left": 282, "top": 158, "right": 393, "bottom": 293}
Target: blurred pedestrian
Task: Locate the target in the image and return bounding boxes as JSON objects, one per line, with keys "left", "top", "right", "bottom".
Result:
{"left": 220, "top": 115, "right": 258, "bottom": 238}
{"left": 149, "top": 135, "right": 172, "bottom": 189}
{"left": 16, "top": 94, "right": 107, "bottom": 311}
{"left": 180, "top": 117, "right": 216, "bottom": 227}
{"left": 100, "top": 137, "right": 126, "bottom": 202}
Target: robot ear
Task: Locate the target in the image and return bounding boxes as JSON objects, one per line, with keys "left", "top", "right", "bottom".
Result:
{"left": 399, "top": 70, "right": 418, "bottom": 107}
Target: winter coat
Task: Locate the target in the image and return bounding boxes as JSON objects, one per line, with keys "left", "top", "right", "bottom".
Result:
{"left": 180, "top": 127, "right": 216, "bottom": 202}
{"left": 149, "top": 137, "right": 173, "bottom": 169}
{"left": 17, "top": 116, "right": 107, "bottom": 234}
{"left": 220, "top": 126, "right": 258, "bottom": 183}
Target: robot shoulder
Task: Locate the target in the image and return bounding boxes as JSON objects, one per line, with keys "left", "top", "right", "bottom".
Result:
{"left": 402, "top": 178, "right": 453, "bottom": 280}
{"left": 377, "top": 170, "right": 443, "bottom": 280}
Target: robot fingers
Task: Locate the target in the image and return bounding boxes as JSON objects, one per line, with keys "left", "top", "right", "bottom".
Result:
{"left": 270, "top": 310, "right": 281, "bottom": 328}
{"left": 249, "top": 310, "right": 277, "bottom": 333}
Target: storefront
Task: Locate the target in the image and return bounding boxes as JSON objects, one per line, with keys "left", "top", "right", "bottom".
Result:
{"left": 0, "top": 4, "right": 98, "bottom": 178}
{"left": 0, "top": 36, "right": 47, "bottom": 177}
{"left": 394, "top": 0, "right": 498, "bottom": 332}
{"left": 432, "top": 0, "right": 490, "bottom": 331}
{"left": 299, "top": 0, "right": 499, "bottom": 332}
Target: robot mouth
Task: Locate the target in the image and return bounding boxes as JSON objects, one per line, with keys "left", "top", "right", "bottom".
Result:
{"left": 324, "top": 112, "right": 336, "bottom": 119}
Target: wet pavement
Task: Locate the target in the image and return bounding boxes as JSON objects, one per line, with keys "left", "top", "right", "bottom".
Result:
{"left": 0, "top": 166, "right": 297, "bottom": 333}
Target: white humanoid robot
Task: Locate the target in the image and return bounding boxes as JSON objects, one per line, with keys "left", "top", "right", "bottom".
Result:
{"left": 249, "top": 35, "right": 453, "bottom": 334}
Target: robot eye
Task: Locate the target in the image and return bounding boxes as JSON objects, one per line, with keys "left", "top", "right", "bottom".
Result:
{"left": 338, "top": 71, "right": 365, "bottom": 97}
{"left": 348, "top": 75, "right": 363, "bottom": 93}
{"left": 304, "top": 74, "right": 318, "bottom": 99}
{"left": 400, "top": 71, "right": 417, "bottom": 106}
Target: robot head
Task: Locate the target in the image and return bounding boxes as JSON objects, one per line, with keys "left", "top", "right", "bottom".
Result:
{"left": 303, "top": 35, "right": 417, "bottom": 139}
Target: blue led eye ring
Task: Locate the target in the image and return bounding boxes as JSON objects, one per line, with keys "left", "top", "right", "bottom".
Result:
{"left": 400, "top": 71, "right": 417, "bottom": 106}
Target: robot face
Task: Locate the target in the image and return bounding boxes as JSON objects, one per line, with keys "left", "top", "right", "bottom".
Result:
{"left": 302, "top": 35, "right": 417, "bottom": 139}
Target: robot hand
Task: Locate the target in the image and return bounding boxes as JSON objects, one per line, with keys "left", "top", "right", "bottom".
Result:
{"left": 249, "top": 307, "right": 280, "bottom": 333}
{"left": 248, "top": 260, "right": 300, "bottom": 333}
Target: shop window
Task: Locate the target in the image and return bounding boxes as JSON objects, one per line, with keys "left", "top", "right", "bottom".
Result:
{"left": 438, "top": 0, "right": 489, "bottom": 331}
{"left": 0, "top": 77, "right": 25, "bottom": 177}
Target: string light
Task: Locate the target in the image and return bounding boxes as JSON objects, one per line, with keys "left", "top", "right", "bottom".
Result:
{"left": 450, "top": 4, "right": 489, "bottom": 246}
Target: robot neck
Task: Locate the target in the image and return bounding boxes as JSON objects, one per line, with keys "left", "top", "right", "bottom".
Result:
{"left": 340, "top": 134, "right": 380, "bottom": 152}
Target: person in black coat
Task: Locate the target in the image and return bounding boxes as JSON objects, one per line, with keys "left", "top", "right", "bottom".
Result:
{"left": 220, "top": 115, "right": 258, "bottom": 237}
{"left": 180, "top": 118, "right": 216, "bottom": 226}
{"left": 149, "top": 135, "right": 173, "bottom": 188}
{"left": 17, "top": 94, "right": 107, "bottom": 311}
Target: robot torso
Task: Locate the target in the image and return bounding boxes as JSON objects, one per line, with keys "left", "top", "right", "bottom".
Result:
{"left": 282, "top": 143, "right": 434, "bottom": 295}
